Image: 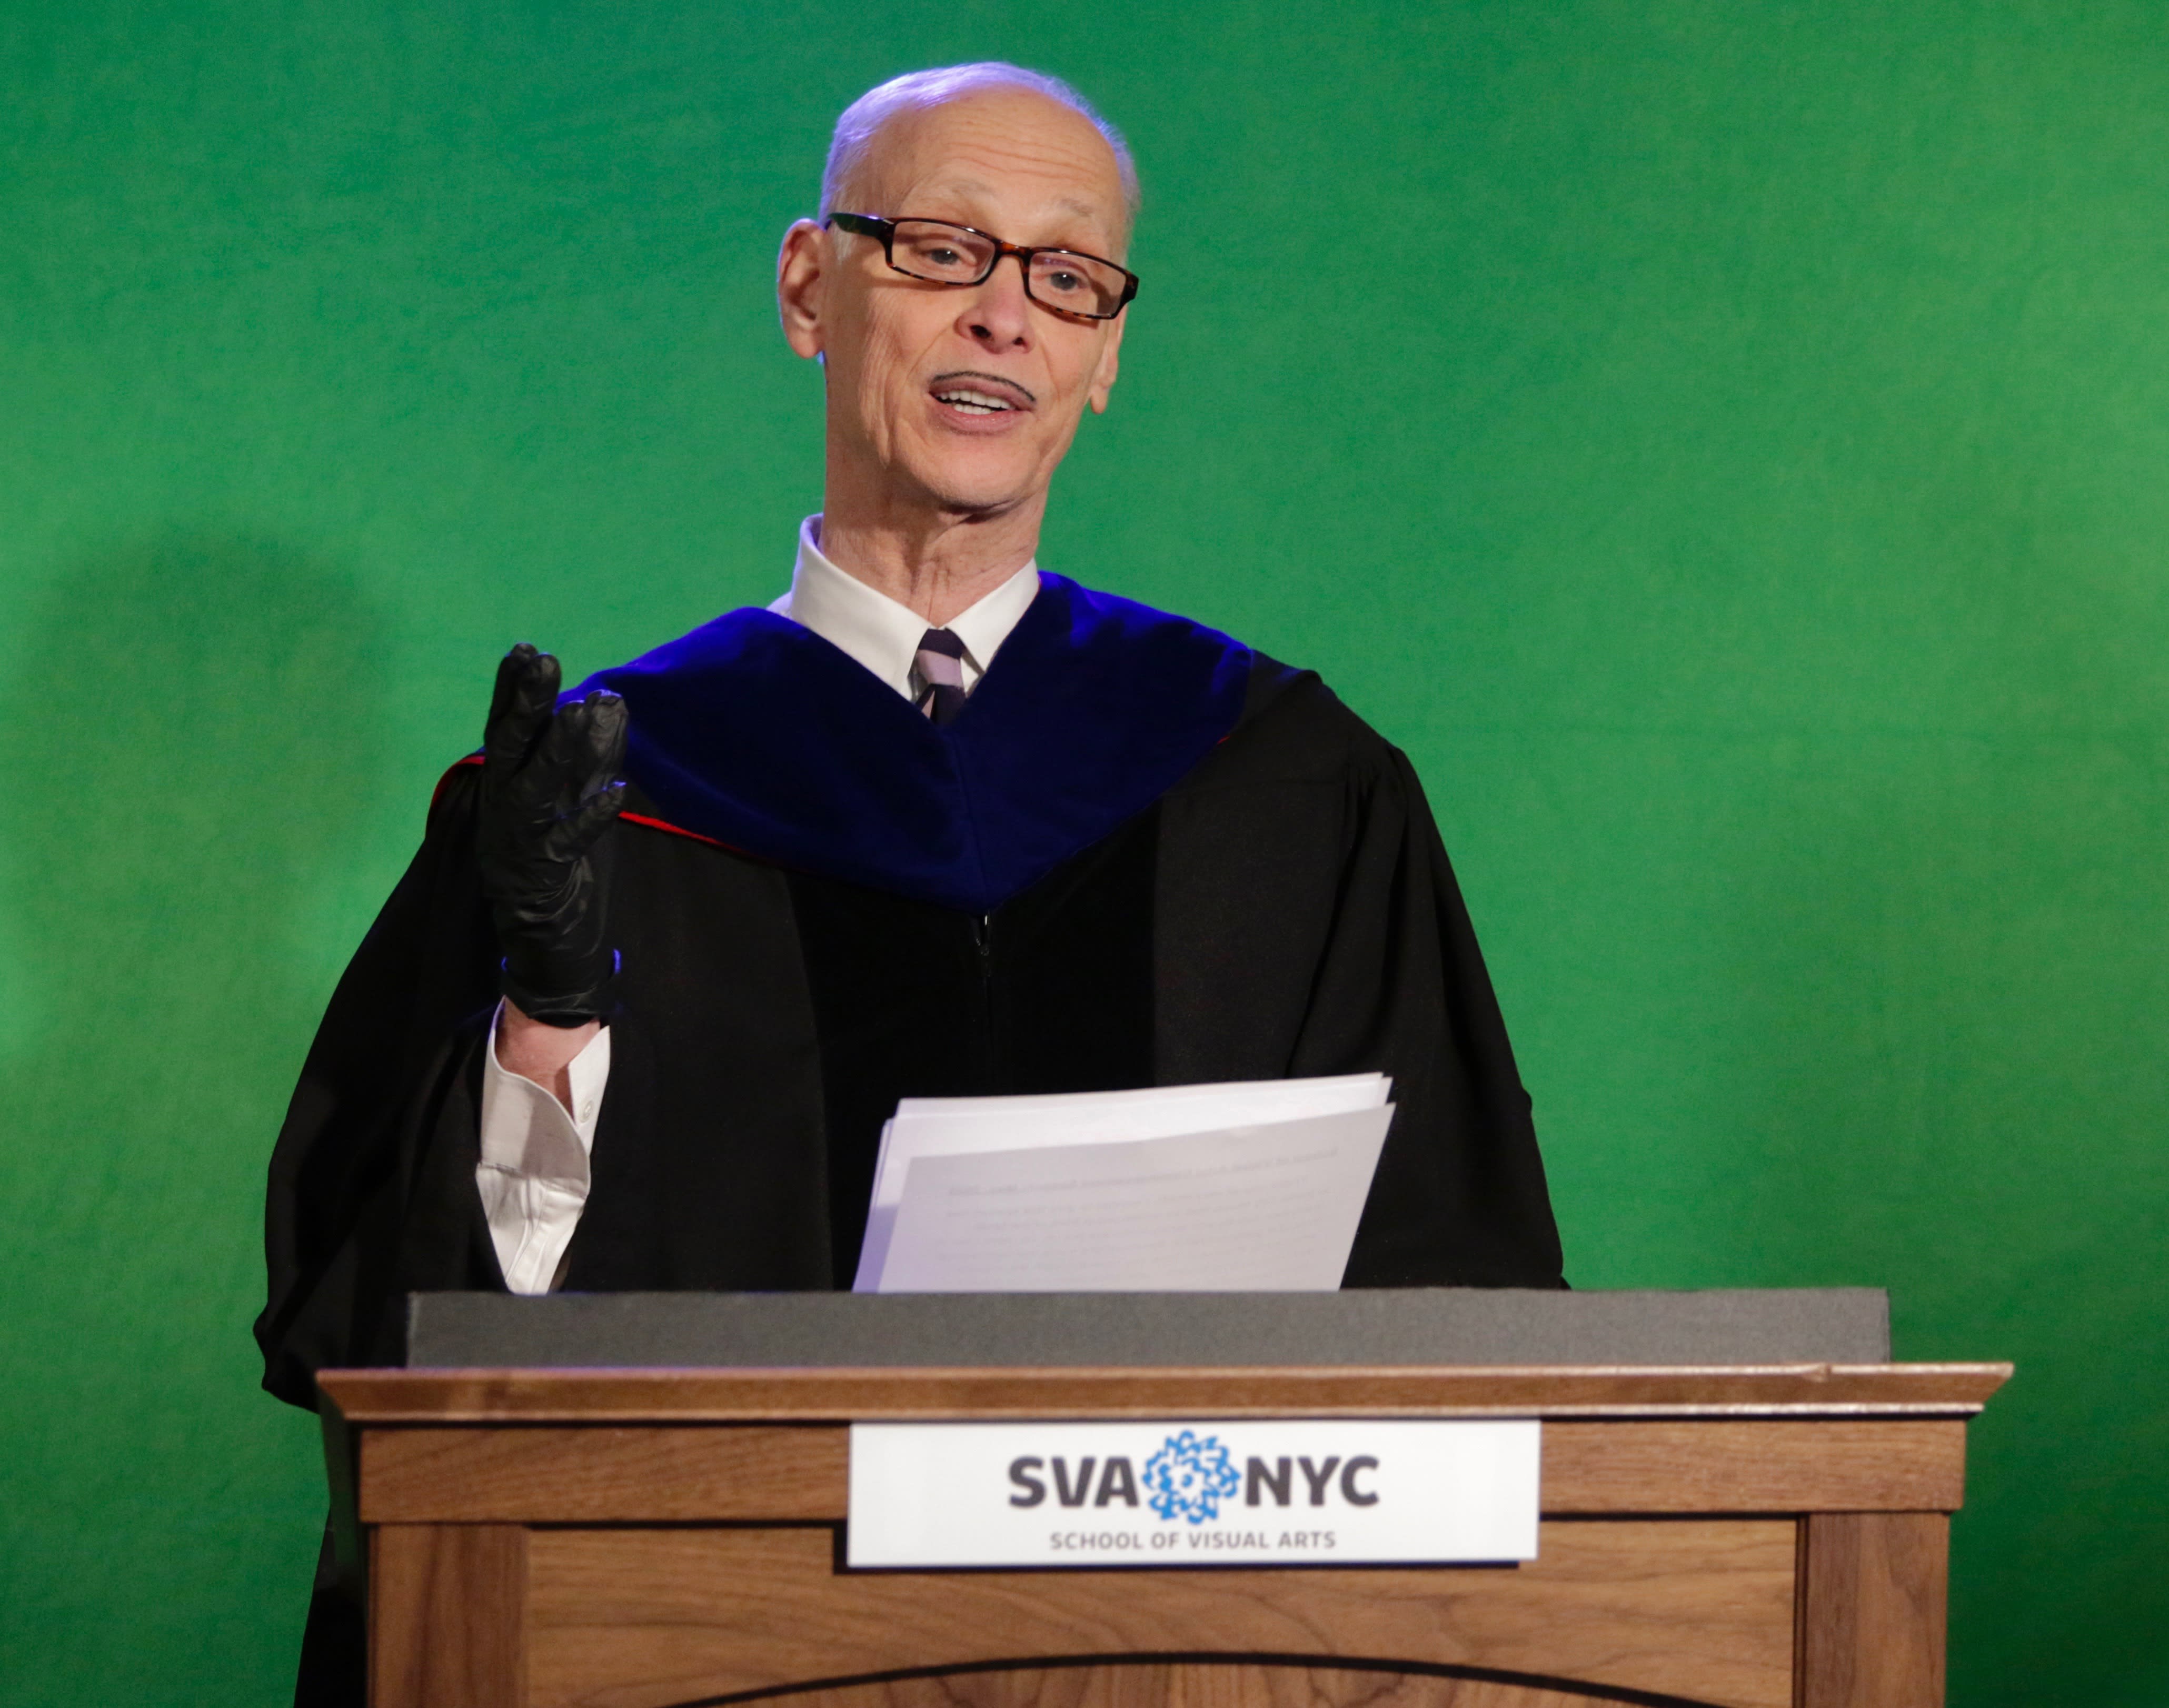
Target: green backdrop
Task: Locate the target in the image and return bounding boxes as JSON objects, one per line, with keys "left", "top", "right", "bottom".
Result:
{"left": 4, "top": 2, "right": 2165, "bottom": 1701}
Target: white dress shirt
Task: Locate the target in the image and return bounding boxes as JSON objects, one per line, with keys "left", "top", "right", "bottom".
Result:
{"left": 768, "top": 513, "right": 1040, "bottom": 700}
{"left": 474, "top": 517, "right": 1041, "bottom": 1293}
{"left": 476, "top": 1008, "right": 613, "bottom": 1294}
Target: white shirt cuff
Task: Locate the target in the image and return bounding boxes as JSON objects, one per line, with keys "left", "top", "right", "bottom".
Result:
{"left": 475, "top": 1003, "right": 611, "bottom": 1295}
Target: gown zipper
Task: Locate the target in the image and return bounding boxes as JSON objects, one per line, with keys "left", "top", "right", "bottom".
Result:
{"left": 972, "top": 912, "right": 996, "bottom": 1080}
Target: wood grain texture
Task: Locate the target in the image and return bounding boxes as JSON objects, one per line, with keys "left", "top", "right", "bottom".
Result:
{"left": 355, "top": 1419, "right": 1966, "bottom": 1524}
{"left": 320, "top": 1364, "right": 2012, "bottom": 1427}
{"left": 1539, "top": 1421, "right": 1965, "bottom": 1516}
{"left": 1797, "top": 1513, "right": 1948, "bottom": 1708}
{"left": 358, "top": 1425, "right": 846, "bottom": 1523}
{"left": 765, "top": 1663, "right": 1712, "bottom": 1707}
{"left": 522, "top": 1520, "right": 1797, "bottom": 1708}
{"left": 370, "top": 1523, "right": 525, "bottom": 1708}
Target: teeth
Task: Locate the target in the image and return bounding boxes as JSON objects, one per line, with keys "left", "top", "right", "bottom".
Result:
{"left": 936, "top": 389, "right": 1014, "bottom": 414}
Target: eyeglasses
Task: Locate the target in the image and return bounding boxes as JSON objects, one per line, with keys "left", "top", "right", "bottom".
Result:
{"left": 825, "top": 212, "right": 1139, "bottom": 321}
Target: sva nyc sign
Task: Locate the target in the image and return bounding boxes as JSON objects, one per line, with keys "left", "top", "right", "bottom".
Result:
{"left": 847, "top": 1420, "right": 1539, "bottom": 1568}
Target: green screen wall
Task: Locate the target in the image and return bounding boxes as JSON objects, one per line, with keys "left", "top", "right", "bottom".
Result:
{"left": 3, "top": 2, "right": 2165, "bottom": 1701}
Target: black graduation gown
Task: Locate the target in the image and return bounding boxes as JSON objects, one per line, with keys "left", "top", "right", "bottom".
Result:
{"left": 255, "top": 575, "right": 1564, "bottom": 1412}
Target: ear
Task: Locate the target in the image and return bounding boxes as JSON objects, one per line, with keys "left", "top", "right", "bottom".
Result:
{"left": 777, "top": 219, "right": 830, "bottom": 360}
{"left": 1086, "top": 307, "right": 1127, "bottom": 414}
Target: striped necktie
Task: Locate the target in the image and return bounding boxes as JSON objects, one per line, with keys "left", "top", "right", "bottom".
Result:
{"left": 914, "top": 627, "right": 968, "bottom": 726}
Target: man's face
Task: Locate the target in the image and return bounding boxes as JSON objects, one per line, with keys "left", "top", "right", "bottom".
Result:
{"left": 779, "top": 87, "right": 1129, "bottom": 523}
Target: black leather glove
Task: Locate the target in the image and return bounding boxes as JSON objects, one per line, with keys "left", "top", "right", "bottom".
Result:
{"left": 476, "top": 644, "right": 628, "bottom": 1026}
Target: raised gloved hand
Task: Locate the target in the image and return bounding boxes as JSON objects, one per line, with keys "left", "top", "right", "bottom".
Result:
{"left": 476, "top": 644, "right": 628, "bottom": 1026}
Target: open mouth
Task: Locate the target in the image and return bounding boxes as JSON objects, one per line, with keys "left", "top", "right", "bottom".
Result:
{"left": 929, "top": 372, "right": 1036, "bottom": 418}
{"left": 936, "top": 389, "right": 1014, "bottom": 415}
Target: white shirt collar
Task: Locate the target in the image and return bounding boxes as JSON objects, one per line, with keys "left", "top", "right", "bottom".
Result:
{"left": 769, "top": 516, "right": 1041, "bottom": 700}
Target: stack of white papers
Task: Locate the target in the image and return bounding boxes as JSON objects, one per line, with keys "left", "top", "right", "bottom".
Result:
{"left": 852, "top": 1075, "right": 1394, "bottom": 1294}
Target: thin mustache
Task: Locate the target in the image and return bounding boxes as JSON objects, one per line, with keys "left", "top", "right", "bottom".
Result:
{"left": 929, "top": 370, "right": 1038, "bottom": 406}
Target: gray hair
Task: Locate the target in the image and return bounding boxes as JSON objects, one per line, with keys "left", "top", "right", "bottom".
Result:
{"left": 819, "top": 63, "right": 1140, "bottom": 238}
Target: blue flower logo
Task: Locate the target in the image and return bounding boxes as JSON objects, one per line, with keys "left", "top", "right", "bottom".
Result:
{"left": 1142, "top": 1429, "right": 1241, "bottom": 1524}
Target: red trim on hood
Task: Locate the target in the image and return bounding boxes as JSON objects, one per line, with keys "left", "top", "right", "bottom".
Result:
{"left": 620, "top": 811, "right": 750, "bottom": 857}
{"left": 431, "top": 752, "right": 484, "bottom": 810}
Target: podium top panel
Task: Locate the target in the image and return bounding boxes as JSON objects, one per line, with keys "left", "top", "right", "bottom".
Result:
{"left": 406, "top": 1287, "right": 1891, "bottom": 1371}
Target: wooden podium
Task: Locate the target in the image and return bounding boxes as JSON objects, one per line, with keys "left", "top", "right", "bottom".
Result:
{"left": 320, "top": 1356, "right": 2007, "bottom": 1708}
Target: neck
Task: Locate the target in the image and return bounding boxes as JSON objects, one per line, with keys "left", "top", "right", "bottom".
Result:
{"left": 815, "top": 483, "right": 1043, "bottom": 629}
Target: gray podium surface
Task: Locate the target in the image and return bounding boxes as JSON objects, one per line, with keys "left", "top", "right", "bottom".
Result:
{"left": 406, "top": 1287, "right": 1889, "bottom": 1368}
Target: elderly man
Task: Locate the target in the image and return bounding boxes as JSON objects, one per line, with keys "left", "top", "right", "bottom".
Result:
{"left": 264, "top": 62, "right": 1564, "bottom": 1698}
{"left": 260, "top": 60, "right": 1561, "bottom": 1409}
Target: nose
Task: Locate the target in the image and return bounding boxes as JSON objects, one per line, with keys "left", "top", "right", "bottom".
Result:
{"left": 954, "top": 252, "right": 1033, "bottom": 351}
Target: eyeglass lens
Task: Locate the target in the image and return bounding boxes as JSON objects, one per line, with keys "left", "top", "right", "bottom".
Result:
{"left": 888, "top": 220, "right": 1128, "bottom": 317}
